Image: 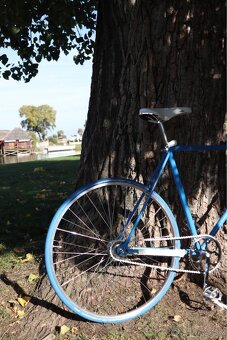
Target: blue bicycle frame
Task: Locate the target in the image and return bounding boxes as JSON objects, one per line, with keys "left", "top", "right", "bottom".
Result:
{"left": 121, "top": 144, "right": 227, "bottom": 250}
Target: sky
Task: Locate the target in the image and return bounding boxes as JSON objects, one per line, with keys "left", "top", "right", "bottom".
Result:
{"left": 0, "top": 50, "right": 92, "bottom": 137}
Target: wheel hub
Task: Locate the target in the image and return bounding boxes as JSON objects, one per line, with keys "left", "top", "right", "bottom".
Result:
{"left": 108, "top": 240, "right": 128, "bottom": 259}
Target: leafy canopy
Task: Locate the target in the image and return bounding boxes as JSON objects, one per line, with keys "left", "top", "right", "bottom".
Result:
{"left": 0, "top": 0, "right": 96, "bottom": 82}
{"left": 19, "top": 104, "right": 56, "bottom": 140}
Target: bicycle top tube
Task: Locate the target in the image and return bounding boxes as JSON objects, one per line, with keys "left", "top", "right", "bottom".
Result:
{"left": 170, "top": 145, "right": 226, "bottom": 152}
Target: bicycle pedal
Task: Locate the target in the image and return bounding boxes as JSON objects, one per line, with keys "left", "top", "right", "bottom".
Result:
{"left": 203, "top": 286, "right": 227, "bottom": 310}
{"left": 203, "top": 286, "right": 222, "bottom": 300}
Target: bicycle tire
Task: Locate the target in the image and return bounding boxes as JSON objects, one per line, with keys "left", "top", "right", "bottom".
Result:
{"left": 45, "top": 178, "right": 180, "bottom": 323}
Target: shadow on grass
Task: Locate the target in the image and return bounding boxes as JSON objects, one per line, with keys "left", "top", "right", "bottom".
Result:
{"left": 0, "top": 156, "right": 80, "bottom": 255}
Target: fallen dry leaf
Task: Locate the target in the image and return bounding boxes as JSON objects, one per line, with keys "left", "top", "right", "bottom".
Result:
{"left": 18, "top": 296, "right": 30, "bottom": 307}
{"left": 17, "top": 310, "right": 25, "bottom": 318}
{"left": 59, "top": 324, "right": 70, "bottom": 335}
{"left": 173, "top": 315, "right": 181, "bottom": 322}
{"left": 21, "top": 253, "right": 34, "bottom": 263}
{"left": 28, "top": 273, "right": 39, "bottom": 283}
{"left": 33, "top": 167, "right": 45, "bottom": 173}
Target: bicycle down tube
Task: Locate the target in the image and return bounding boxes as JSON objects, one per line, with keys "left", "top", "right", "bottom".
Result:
{"left": 121, "top": 151, "right": 170, "bottom": 248}
{"left": 122, "top": 144, "right": 226, "bottom": 249}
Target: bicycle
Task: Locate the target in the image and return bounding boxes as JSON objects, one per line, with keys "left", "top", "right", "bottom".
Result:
{"left": 45, "top": 107, "right": 227, "bottom": 323}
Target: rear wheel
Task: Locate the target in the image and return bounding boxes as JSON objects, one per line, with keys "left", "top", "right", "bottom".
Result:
{"left": 45, "top": 178, "right": 180, "bottom": 323}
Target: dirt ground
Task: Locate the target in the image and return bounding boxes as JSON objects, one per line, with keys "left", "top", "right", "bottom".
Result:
{"left": 0, "top": 256, "right": 226, "bottom": 340}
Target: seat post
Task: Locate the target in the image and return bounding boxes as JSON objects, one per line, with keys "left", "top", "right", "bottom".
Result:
{"left": 158, "top": 121, "right": 169, "bottom": 146}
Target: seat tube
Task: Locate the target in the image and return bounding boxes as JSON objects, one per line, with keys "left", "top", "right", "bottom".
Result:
{"left": 210, "top": 210, "right": 227, "bottom": 236}
{"left": 168, "top": 150, "right": 198, "bottom": 235}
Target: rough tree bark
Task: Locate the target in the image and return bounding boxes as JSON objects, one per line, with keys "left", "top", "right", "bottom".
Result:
{"left": 78, "top": 0, "right": 226, "bottom": 289}
{"left": 18, "top": 1, "right": 226, "bottom": 338}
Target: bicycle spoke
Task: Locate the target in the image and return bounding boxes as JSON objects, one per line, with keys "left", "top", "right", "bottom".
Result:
{"left": 57, "top": 227, "right": 108, "bottom": 244}
{"left": 61, "top": 255, "right": 107, "bottom": 287}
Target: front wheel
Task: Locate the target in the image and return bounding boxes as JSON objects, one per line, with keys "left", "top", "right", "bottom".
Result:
{"left": 45, "top": 178, "right": 180, "bottom": 323}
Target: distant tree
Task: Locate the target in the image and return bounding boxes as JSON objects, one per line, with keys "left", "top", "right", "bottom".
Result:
{"left": 27, "top": 130, "right": 39, "bottom": 150}
{"left": 57, "top": 130, "right": 65, "bottom": 137}
{"left": 77, "top": 128, "right": 84, "bottom": 139}
{"left": 48, "top": 136, "right": 58, "bottom": 145}
{"left": 0, "top": 0, "right": 96, "bottom": 82}
{"left": 19, "top": 104, "right": 56, "bottom": 140}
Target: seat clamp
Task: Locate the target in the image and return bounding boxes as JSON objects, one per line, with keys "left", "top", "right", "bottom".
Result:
{"left": 167, "top": 140, "right": 177, "bottom": 148}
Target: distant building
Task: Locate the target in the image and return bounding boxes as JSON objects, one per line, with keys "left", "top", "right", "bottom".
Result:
{"left": 67, "top": 135, "right": 81, "bottom": 142}
{"left": 57, "top": 135, "right": 67, "bottom": 145}
{"left": 0, "top": 128, "right": 33, "bottom": 156}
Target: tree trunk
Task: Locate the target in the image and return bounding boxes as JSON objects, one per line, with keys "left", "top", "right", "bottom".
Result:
{"left": 18, "top": 1, "right": 226, "bottom": 337}
{"left": 78, "top": 0, "right": 226, "bottom": 287}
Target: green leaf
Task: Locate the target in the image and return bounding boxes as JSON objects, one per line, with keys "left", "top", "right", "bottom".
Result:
{"left": 2, "top": 70, "right": 11, "bottom": 79}
{"left": 35, "top": 55, "right": 42, "bottom": 63}
{"left": 76, "top": 37, "right": 84, "bottom": 43}
{"left": 0, "top": 54, "right": 8, "bottom": 65}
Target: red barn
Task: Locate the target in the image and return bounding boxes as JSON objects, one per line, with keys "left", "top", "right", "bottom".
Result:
{"left": 0, "top": 128, "right": 32, "bottom": 156}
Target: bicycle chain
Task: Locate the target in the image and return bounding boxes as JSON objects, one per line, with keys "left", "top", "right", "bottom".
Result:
{"left": 110, "top": 234, "right": 220, "bottom": 275}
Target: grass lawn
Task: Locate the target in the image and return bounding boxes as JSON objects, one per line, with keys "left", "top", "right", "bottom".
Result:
{"left": 1, "top": 156, "right": 227, "bottom": 340}
{"left": 0, "top": 156, "right": 80, "bottom": 268}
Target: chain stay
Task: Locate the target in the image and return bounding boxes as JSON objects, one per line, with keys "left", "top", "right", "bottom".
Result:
{"left": 110, "top": 234, "right": 219, "bottom": 275}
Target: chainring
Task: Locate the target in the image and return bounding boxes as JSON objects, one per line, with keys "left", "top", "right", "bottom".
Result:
{"left": 189, "top": 235, "right": 222, "bottom": 272}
